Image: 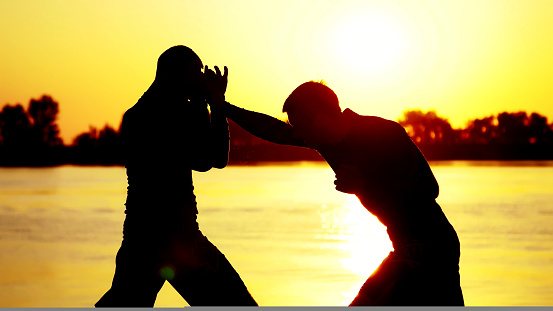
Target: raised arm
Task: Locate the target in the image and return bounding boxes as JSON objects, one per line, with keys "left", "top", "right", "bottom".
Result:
{"left": 185, "top": 65, "right": 231, "bottom": 171}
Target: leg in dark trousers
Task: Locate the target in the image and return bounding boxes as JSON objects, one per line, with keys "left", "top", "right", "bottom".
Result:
{"left": 96, "top": 231, "right": 257, "bottom": 307}
{"left": 169, "top": 233, "right": 257, "bottom": 306}
{"left": 350, "top": 251, "right": 464, "bottom": 306}
{"left": 95, "top": 239, "right": 166, "bottom": 307}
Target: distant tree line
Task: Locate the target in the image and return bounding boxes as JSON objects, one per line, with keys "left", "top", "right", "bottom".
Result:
{"left": 0, "top": 95, "right": 66, "bottom": 166}
{"left": 398, "top": 110, "right": 553, "bottom": 159}
{"left": 1, "top": 95, "right": 553, "bottom": 166}
{"left": 0, "top": 95, "right": 122, "bottom": 166}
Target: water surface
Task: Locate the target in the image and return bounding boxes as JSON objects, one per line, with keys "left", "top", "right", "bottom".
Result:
{"left": 0, "top": 161, "right": 552, "bottom": 306}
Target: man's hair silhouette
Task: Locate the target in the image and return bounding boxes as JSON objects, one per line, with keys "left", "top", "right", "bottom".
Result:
{"left": 283, "top": 81, "right": 341, "bottom": 117}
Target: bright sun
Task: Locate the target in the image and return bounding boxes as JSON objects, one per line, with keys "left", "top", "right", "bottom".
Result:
{"left": 328, "top": 12, "right": 409, "bottom": 77}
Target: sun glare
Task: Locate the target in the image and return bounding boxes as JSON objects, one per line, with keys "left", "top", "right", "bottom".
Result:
{"left": 328, "top": 12, "right": 409, "bottom": 78}
{"left": 332, "top": 195, "right": 393, "bottom": 304}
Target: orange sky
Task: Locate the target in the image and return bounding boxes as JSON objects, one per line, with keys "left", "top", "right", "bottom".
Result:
{"left": 1, "top": 0, "right": 552, "bottom": 144}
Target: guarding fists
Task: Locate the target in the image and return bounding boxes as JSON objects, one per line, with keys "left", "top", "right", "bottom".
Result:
{"left": 203, "top": 65, "right": 228, "bottom": 105}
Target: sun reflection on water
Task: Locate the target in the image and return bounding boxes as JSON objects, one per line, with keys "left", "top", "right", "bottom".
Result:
{"left": 318, "top": 195, "right": 393, "bottom": 304}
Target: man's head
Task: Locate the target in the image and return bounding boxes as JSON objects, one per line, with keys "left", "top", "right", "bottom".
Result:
{"left": 154, "top": 45, "right": 204, "bottom": 97}
{"left": 283, "top": 81, "right": 344, "bottom": 148}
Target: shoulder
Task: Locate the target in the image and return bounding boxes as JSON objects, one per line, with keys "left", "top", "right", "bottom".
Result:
{"left": 121, "top": 105, "right": 138, "bottom": 128}
{"left": 123, "top": 93, "right": 152, "bottom": 120}
{"left": 122, "top": 106, "right": 135, "bottom": 120}
{"left": 121, "top": 95, "right": 150, "bottom": 131}
{"left": 348, "top": 110, "right": 406, "bottom": 135}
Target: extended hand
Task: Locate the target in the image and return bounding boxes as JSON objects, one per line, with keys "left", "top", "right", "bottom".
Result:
{"left": 203, "top": 65, "right": 228, "bottom": 103}
{"left": 334, "top": 164, "right": 364, "bottom": 194}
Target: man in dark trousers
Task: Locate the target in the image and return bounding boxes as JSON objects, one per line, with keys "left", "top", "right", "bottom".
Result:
{"left": 221, "top": 80, "right": 464, "bottom": 306}
{"left": 95, "top": 46, "right": 257, "bottom": 307}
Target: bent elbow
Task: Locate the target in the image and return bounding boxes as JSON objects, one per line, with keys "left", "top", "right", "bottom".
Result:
{"left": 211, "top": 156, "right": 229, "bottom": 169}
{"left": 213, "top": 162, "right": 228, "bottom": 169}
{"left": 192, "top": 164, "right": 212, "bottom": 172}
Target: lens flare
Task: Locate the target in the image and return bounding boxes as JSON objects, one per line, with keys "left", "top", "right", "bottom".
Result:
{"left": 159, "top": 266, "right": 175, "bottom": 281}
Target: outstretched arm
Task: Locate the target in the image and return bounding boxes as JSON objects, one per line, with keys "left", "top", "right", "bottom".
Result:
{"left": 204, "top": 65, "right": 306, "bottom": 148}
{"left": 224, "top": 102, "right": 307, "bottom": 147}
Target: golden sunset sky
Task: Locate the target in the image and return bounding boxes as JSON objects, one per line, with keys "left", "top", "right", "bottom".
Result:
{"left": 1, "top": 0, "right": 552, "bottom": 144}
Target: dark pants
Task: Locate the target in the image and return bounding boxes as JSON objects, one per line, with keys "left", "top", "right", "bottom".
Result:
{"left": 350, "top": 244, "right": 464, "bottom": 306}
{"left": 96, "top": 215, "right": 257, "bottom": 307}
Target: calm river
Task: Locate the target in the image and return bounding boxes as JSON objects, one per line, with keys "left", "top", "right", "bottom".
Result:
{"left": 0, "top": 161, "right": 552, "bottom": 306}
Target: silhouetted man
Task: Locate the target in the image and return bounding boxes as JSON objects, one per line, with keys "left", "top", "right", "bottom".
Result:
{"left": 222, "top": 81, "right": 464, "bottom": 306}
{"left": 95, "top": 46, "right": 257, "bottom": 307}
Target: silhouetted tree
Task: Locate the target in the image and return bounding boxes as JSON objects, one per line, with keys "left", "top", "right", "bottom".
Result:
{"left": 466, "top": 116, "right": 498, "bottom": 144}
{"left": 28, "top": 95, "right": 62, "bottom": 147}
{"left": 73, "top": 126, "right": 98, "bottom": 148}
{"left": 71, "top": 124, "right": 122, "bottom": 165}
{"left": 527, "top": 112, "right": 553, "bottom": 143}
{"left": 97, "top": 124, "right": 120, "bottom": 149}
{"left": 72, "top": 125, "right": 120, "bottom": 148}
{"left": 496, "top": 111, "right": 529, "bottom": 144}
{"left": 399, "top": 110, "right": 456, "bottom": 144}
{"left": 0, "top": 104, "right": 31, "bottom": 149}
